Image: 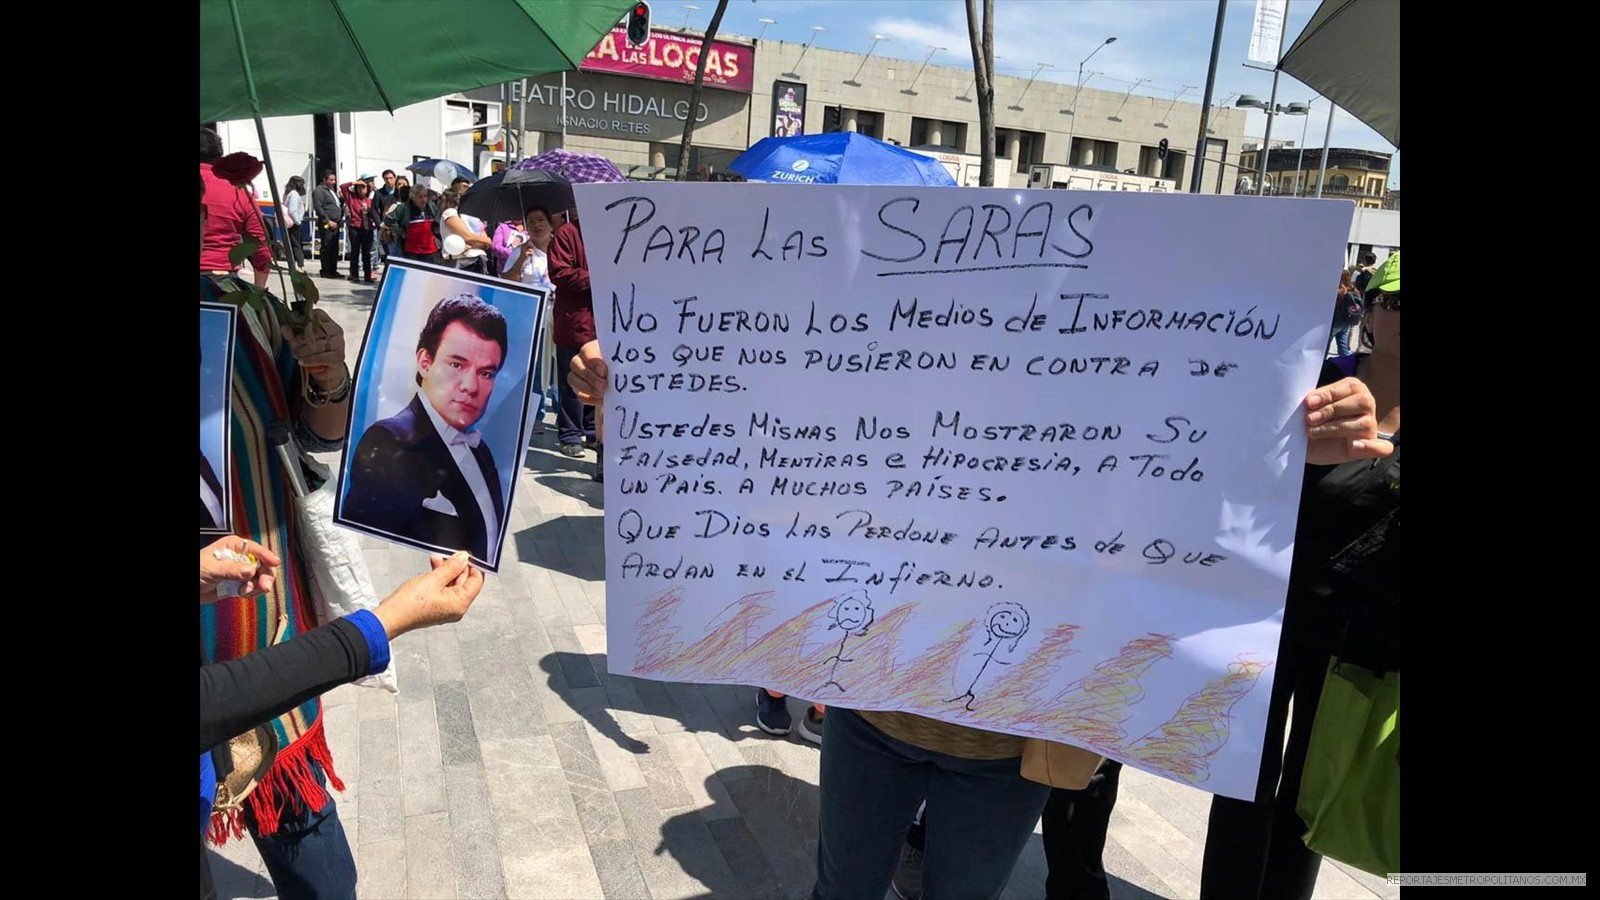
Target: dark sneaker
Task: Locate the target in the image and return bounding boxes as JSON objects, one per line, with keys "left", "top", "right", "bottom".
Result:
{"left": 890, "top": 842, "right": 924, "bottom": 900}
{"left": 797, "top": 706, "right": 824, "bottom": 744}
{"left": 584, "top": 437, "right": 600, "bottom": 450}
{"left": 592, "top": 445, "right": 604, "bottom": 482}
{"left": 755, "top": 691, "right": 792, "bottom": 735}
{"left": 559, "top": 442, "right": 585, "bottom": 458}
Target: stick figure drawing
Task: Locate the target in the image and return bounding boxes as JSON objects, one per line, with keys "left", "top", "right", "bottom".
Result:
{"left": 820, "top": 589, "right": 875, "bottom": 692}
{"left": 947, "top": 602, "right": 1031, "bottom": 711}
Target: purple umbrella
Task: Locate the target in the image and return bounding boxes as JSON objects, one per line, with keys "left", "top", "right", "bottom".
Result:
{"left": 513, "top": 149, "right": 627, "bottom": 184}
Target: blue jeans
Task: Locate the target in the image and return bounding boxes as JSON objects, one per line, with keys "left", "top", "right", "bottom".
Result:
{"left": 556, "top": 343, "right": 596, "bottom": 446}
{"left": 812, "top": 708, "right": 1050, "bottom": 900}
{"left": 244, "top": 761, "right": 357, "bottom": 900}
{"left": 1333, "top": 325, "right": 1354, "bottom": 356}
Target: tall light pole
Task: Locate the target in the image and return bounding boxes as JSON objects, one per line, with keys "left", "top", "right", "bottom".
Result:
{"left": 958, "top": 55, "right": 1001, "bottom": 102}
{"left": 1249, "top": 0, "right": 1292, "bottom": 195}
{"left": 1237, "top": 96, "right": 1305, "bottom": 193}
{"left": 845, "top": 34, "right": 889, "bottom": 86}
{"left": 783, "top": 25, "right": 826, "bottom": 77}
{"left": 1315, "top": 100, "right": 1336, "bottom": 197}
{"left": 679, "top": 4, "right": 699, "bottom": 29}
{"left": 1064, "top": 37, "right": 1115, "bottom": 165}
{"left": 1007, "top": 62, "right": 1053, "bottom": 111}
{"left": 1154, "top": 85, "right": 1197, "bottom": 128}
{"left": 901, "top": 45, "right": 947, "bottom": 96}
{"left": 1290, "top": 100, "right": 1312, "bottom": 194}
{"left": 755, "top": 17, "right": 776, "bottom": 42}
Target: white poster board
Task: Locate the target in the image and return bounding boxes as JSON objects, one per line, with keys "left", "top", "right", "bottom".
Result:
{"left": 576, "top": 182, "right": 1353, "bottom": 799}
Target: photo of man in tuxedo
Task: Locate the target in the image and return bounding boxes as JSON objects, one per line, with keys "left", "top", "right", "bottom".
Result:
{"left": 342, "top": 294, "right": 509, "bottom": 563}
{"left": 198, "top": 305, "right": 236, "bottom": 535}
{"left": 201, "top": 450, "right": 227, "bottom": 531}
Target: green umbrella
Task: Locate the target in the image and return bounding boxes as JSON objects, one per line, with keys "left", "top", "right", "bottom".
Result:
{"left": 200, "top": 0, "right": 636, "bottom": 122}
{"left": 200, "top": 0, "right": 633, "bottom": 307}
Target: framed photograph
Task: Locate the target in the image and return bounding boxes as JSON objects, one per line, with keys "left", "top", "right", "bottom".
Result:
{"left": 772, "top": 80, "right": 807, "bottom": 138}
{"left": 334, "top": 259, "right": 550, "bottom": 572}
{"left": 199, "top": 302, "right": 238, "bottom": 535}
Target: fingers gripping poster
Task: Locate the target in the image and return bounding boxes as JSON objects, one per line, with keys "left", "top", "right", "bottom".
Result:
{"left": 576, "top": 182, "right": 1354, "bottom": 799}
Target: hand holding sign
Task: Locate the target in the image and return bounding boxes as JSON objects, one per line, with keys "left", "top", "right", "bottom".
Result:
{"left": 1304, "top": 377, "right": 1395, "bottom": 465}
{"left": 569, "top": 339, "right": 609, "bottom": 405}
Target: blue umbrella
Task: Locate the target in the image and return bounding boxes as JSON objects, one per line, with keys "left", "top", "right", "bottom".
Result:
{"left": 406, "top": 158, "right": 477, "bottom": 186}
{"left": 729, "top": 133, "right": 958, "bottom": 186}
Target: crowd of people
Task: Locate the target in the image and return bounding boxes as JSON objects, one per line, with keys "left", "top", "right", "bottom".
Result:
{"left": 200, "top": 125, "right": 1398, "bottom": 900}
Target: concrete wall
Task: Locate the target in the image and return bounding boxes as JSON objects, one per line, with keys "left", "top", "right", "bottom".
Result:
{"left": 747, "top": 40, "right": 1249, "bottom": 193}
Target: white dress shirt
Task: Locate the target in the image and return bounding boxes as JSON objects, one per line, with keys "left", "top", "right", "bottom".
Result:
{"left": 201, "top": 472, "right": 225, "bottom": 528}
{"left": 419, "top": 396, "right": 501, "bottom": 550}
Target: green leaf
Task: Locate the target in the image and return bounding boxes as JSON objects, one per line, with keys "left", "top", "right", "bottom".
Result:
{"left": 229, "top": 237, "right": 261, "bottom": 266}
{"left": 290, "top": 271, "right": 321, "bottom": 307}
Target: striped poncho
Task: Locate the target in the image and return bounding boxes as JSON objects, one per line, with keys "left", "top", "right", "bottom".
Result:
{"left": 200, "top": 275, "right": 348, "bottom": 843}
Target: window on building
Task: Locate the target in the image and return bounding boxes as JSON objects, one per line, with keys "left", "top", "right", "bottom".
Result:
{"left": 1162, "top": 150, "right": 1186, "bottom": 187}
{"left": 910, "top": 118, "right": 963, "bottom": 150}
{"left": 1138, "top": 146, "right": 1161, "bottom": 178}
{"left": 853, "top": 110, "right": 883, "bottom": 140}
{"left": 1014, "top": 131, "right": 1041, "bottom": 174}
{"left": 338, "top": 112, "right": 352, "bottom": 134}
{"left": 1069, "top": 138, "right": 1117, "bottom": 169}
{"left": 1329, "top": 174, "right": 1349, "bottom": 189}
{"left": 1206, "top": 138, "right": 1229, "bottom": 193}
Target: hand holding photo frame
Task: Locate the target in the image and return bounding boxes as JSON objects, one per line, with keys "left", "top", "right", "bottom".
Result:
{"left": 334, "top": 260, "right": 550, "bottom": 572}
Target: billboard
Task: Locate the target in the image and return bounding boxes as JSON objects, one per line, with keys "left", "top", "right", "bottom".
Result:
{"left": 582, "top": 27, "right": 754, "bottom": 93}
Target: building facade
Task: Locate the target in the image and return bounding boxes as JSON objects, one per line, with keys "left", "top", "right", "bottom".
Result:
{"left": 218, "top": 26, "right": 1253, "bottom": 196}
{"left": 1239, "top": 146, "right": 1394, "bottom": 209}
{"left": 470, "top": 26, "right": 1248, "bottom": 192}
{"left": 741, "top": 36, "right": 1248, "bottom": 193}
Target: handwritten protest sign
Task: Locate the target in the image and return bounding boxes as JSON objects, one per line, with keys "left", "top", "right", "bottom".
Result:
{"left": 575, "top": 182, "right": 1353, "bottom": 799}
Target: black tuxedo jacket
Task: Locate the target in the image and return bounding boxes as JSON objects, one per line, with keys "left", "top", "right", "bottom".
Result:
{"left": 201, "top": 450, "right": 227, "bottom": 531}
{"left": 342, "top": 395, "right": 505, "bottom": 561}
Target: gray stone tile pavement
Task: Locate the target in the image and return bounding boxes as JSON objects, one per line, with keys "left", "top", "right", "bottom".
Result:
{"left": 207, "top": 276, "right": 1398, "bottom": 900}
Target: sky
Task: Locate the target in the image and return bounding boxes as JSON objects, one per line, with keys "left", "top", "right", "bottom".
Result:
{"left": 683, "top": 0, "right": 1398, "bottom": 188}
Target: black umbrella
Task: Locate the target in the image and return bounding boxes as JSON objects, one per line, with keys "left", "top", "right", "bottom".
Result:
{"left": 458, "top": 168, "right": 576, "bottom": 228}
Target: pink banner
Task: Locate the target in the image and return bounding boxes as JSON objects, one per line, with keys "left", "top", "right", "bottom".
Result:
{"left": 581, "top": 27, "right": 754, "bottom": 93}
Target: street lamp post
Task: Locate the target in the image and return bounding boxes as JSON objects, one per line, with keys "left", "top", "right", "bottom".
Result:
{"left": 1064, "top": 36, "right": 1116, "bottom": 165}
{"left": 1237, "top": 96, "right": 1305, "bottom": 194}
{"left": 1291, "top": 100, "right": 1312, "bottom": 195}
{"left": 679, "top": 4, "right": 699, "bottom": 29}
{"left": 1315, "top": 100, "right": 1336, "bottom": 197}
{"left": 901, "top": 45, "right": 947, "bottom": 96}
{"left": 844, "top": 34, "right": 889, "bottom": 86}
{"left": 755, "top": 18, "right": 776, "bottom": 42}
{"left": 783, "top": 25, "right": 826, "bottom": 77}
{"left": 1007, "top": 62, "right": 1053, "bottom": 111}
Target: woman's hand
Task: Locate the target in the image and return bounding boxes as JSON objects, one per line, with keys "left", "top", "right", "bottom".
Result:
{"left": 1304, "top": 377, "right": 1395, "bottom": 466}
{"left": 568, "top": 340, "right": 607, "bottom": 405}
{"left": 372, "top": 552, "right": 485, "bottom": 639}
{"left": 201, "top": 537, "right": 281, "bottom": 603}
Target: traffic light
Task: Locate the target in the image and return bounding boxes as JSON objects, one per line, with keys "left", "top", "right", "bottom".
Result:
{"left": 626, "top": 2, "right": 651, "bottom": 48}
{"left": 822, "top": 105, "right": 842, "bottom": 133}
{"left": 1158, "top": 138, "right": 1169, "bottom": 161}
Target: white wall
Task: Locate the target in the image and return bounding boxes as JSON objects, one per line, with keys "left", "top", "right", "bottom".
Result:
{"left": 354, "top": 102, "right": 445, "bottom": 182}
{"left": 217, "top": 116, "right": 315, "bottom": 201}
